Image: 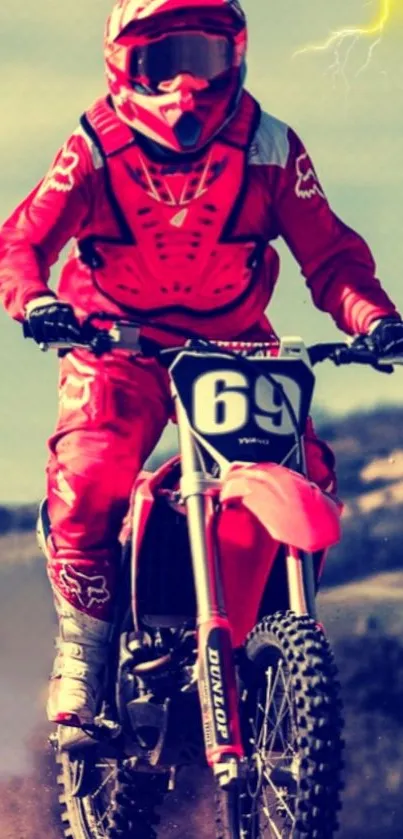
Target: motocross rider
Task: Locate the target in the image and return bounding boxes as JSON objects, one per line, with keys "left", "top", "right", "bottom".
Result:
{"left": 0, "top": 0, "right": 403, "bottom": 729}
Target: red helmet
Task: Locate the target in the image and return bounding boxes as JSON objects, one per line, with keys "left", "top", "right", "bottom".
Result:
{"left": 104, "top": 0, "right": 247, "bottom": 153}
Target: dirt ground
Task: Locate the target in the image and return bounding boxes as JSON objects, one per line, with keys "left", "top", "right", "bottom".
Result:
{"left": 1, "top": 543, "right": 403, "bottom": 838}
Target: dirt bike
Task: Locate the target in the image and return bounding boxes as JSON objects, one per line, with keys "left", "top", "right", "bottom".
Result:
{"left": 27, "top": 315, "right": 396, "bottom": 839}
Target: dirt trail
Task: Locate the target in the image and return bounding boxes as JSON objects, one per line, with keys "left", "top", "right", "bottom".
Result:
{"left": 1, "top": 544, "right": 403, "bottom": 838}
{"left": 0, "top": 736, "right": 215, "bottom": 839}
{"left": 0, "top": 552, "right": 214, "bottom": 838}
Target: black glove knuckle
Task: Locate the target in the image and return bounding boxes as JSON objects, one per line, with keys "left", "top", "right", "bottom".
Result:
{"left": 371, "top": 317, "right": 403, "bottom": 356}
{"left": 28, "top": 301, "right": 80, "bottom": 344}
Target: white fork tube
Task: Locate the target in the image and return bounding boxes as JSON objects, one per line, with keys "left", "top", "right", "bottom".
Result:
{"left": 175, "top": 396, "right": 243, "bottom": 770}
{"left": 286, "top": 547, "right": 317, "bottom": 618}
{"left": 175, "top": 398, "right": 222, "bottom": 621}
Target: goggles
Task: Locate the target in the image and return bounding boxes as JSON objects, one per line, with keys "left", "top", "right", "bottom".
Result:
{"left": 129, "top": 31, "right": 235, "bottom": 86}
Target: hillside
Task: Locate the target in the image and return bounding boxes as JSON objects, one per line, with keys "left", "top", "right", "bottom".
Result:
{"left": 318, "top": 404, "right": 403, "bottom": 587}
{"left": 2, "top": 403, "right": 403, "bottom": 589}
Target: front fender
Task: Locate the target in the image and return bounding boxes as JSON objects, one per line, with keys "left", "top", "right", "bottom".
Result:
{"left": 220, "top": 463, "right": 341, "bottom": 552}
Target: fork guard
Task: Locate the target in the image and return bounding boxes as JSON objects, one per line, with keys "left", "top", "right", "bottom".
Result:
{"left": 220, "top": 463, "right": 341, "bottom": 553}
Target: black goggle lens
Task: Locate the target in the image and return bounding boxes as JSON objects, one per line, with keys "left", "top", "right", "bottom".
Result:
{"left": 129, "top": 32, "right": 234, "bottom": 86}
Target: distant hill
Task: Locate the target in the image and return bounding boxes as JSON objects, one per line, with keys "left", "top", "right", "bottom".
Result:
{"left": 317, "top": 404, "right": 403, "bottom": 586}
{"left": 318, "top": 404, "right": 403, "bottom": 499}
{"left": 1, "top": 404, "right": 403, "bottom": 589}
{"left": 0, "top": 503, "right": 38, "bottom": 535}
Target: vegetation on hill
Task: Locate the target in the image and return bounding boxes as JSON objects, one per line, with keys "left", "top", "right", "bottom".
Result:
{"left": 318, "top": 405, "right": 403, "bottom": 586}
{"left": 3, "top": 404, "right": 403, "bottom": 590}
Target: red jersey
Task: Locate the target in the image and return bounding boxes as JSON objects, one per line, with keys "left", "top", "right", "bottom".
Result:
{"left": 0, "top": 91, "right": 397, "bottom": 343}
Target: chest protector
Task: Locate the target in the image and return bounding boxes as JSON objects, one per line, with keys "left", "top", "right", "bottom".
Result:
{"left": 79, "top": 92, "right": 263, "bottom": 318}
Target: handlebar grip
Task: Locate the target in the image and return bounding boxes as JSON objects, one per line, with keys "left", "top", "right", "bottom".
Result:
{"left": 308, "top": 343, "right": 347, "bottom": 365}
{"left": 331, "top": 345, "right": 355, "bottom": 366}
{"left": 308, "top": 341, "right": 394, "bottom": 373}
{"left": 332, "top": 344, "right": 394, "bottom": 374}
{"left": 21, "top": 319, "right": 111, "bottom": 355}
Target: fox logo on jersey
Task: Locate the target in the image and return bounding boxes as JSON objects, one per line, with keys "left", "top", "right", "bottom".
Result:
{"left": 295, "top": 153, "right": 326, "bottom": 200}
{"left": 37, "top": 146, "right": 80, "bottom": 198}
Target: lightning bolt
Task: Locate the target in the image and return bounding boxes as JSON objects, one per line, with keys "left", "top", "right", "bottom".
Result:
{"left": 293, "top": 0, "right": 396, "bottom": 88}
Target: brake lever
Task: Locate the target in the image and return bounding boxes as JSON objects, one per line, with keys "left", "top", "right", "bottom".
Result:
{"left": 322, "top": 342, "right": 393, "bottom": 374}
{"left": 367, "top": 357, "right": 394, "bottom": 375}
{"left": 347, "top": 346, "right": 394, "bottom": 374}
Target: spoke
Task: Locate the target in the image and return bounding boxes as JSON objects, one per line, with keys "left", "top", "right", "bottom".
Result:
{"left": 82, "top": 760, "right": 118, "bottom": 835}
{"left": 93, "top": 799, "right": 114, "bottom": 828}
{"left": 251, "top": 668, "right": 297, "bottom": 768}
{"left": 253, "top": 667, "right": 274, "bottom": 754}
{"left": 266, "top": 668, "right": 298, "bottom": 769}
{"left": 98, "top": 805, "right": 113, "bottom": 825}
{"left": 265, "top": 668, "right": 293, "bottom": 755}
{"left": 261, "top": 668, "right": 273, "bottom": 755}
{"left": 263, "top": 769, "right": 296, "bottom": 824}
{"left": 250, "top": 704, "right": 265, "bottom": 752}
{"left": 92, "top": 768, "right": 116, "bottom": 800}
{"left": 243, "top": 656, "right": 301, "bottom": 839}
{"left": 252, "top": 666, "right": 279, "bottom": 757}
{"left": 83, "top": 796, "right": 114, "bottom": 839}
{"left": 266, "top": 665, "right": 287, "bottom": 728}
{"left": 266, "top": 663, "right": 282, "bottom": 707}
{"left": 260, "top": 783, "right": 286, "bottom": 839}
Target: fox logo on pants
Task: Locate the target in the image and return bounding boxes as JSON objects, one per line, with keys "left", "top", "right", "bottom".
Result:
{"left": 59, "top": 566, "right": 111, "bottom": 610}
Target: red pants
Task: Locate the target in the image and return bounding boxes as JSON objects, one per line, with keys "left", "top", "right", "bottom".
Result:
{"left": 46, "top": 348, "right": 336, "bottom": 622}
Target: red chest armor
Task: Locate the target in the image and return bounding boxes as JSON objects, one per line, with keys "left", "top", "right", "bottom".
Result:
{"left": 79, "top": 93, "right": 267, "bottom": 321}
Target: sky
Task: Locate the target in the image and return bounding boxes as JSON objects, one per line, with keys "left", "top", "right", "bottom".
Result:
{"left": 0, "top": 0, "right": 403, "bottom": 502}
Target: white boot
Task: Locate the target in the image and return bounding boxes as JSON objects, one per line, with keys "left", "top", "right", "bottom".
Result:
{"left": 47, "top": 597, "right": 112, "bottom": 727}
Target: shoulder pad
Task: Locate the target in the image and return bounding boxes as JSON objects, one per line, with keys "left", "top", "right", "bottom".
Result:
{"left": 80, "top": 97, "right": 135, "bottom": 158}
{"left": 248, "top": 111, "right": 290, "bottom": 168}
{"left": 73, "top": 126, "right": 104, "bottom": 170}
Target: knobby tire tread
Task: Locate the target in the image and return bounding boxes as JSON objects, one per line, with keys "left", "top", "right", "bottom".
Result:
{"left": 215, "top": 610, "right": 345, "bottom": 839}
{"left": 55, "top": 749, "right": 165, "bottom": 839}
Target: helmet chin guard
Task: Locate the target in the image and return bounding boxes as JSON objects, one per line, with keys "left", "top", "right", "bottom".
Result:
{"left": 104, "top": 0, "right": 248, "bottom": 152}
{"left": 174, "top": 112, "right": 203, "bottom": 148}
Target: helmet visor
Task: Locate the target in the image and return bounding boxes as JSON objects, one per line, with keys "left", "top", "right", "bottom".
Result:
{"left": 129, "top": 32, "right": 235, "bottom": 86}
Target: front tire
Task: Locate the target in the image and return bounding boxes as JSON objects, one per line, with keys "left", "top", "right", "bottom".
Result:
{"left": 216, "top": 611, "right": 344, "bottom": 838}
{"left": 55, "top": 745, "right": 167, "bottom": 839}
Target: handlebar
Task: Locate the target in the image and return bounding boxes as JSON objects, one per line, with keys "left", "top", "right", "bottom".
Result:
{"left": 22, "top": 316, "right": 161, "bottom": 358}
{"left": 307, "top": 342, "right": 402, "bottom": 370}
{"left": 22, "top": 316, "right": 403, "bottom": 371}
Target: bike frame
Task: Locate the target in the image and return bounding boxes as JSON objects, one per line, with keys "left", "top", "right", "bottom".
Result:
{"left": 128, "top": 342, "right": 341, "bottom": 783}
{"left": 27, "top": 321, "right": 401, "bottom": 793}
{"left": 173, "top": 388, "right": 330, "bottom": 781}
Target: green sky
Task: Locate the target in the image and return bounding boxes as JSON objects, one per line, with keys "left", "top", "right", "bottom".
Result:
{"left": 0, "top": 0, "right": 402, "bottom": 502}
